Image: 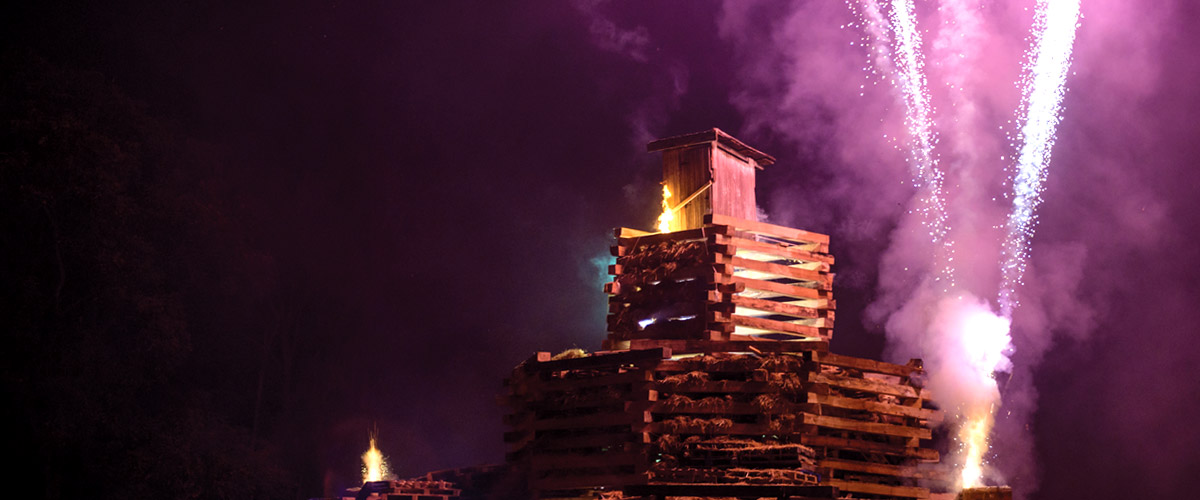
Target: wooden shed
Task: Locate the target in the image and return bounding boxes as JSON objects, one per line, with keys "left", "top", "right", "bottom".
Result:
{"left": 648, "top": 128, "right": 775, "bottom": 232}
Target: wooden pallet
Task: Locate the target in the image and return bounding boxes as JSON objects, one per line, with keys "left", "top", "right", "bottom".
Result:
{"left": 604, "top": 215, "right": 835, "bottom": 352}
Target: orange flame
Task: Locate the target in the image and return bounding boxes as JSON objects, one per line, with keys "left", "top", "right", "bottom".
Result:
{"left": 361, "top": 435, "right": 389, "bottom": 483}
{"left": 656, "top": 185, "right": 674, "bottom": 233}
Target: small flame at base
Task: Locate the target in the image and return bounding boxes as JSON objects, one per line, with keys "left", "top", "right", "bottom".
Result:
{"left": 362, "top": 435, "right": 389, "bottom": 484}
{"left": 932, "top": 296, "right": 1011, "bottom": 491}
{"left": 959, "top": 405, "right": 995, "bottom": 489}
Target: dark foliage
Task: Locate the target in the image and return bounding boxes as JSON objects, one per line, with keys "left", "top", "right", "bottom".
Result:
{"left": 1, "top": 51, "right": 296, "bottom": 500}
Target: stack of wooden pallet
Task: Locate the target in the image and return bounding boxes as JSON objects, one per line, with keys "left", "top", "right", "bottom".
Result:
{"left": 503, "top": 346, "right": 941, "bottom": 499}
{"left": 805, "top": 351, "right": 942, "bottom": 499}
{"left": 605, "top": 214, "right": 835, "bottom": 353}
{"left": 342, "top": 479, "right": 462, "bottom": 500}
{"left": 956, "top": 486, "right": 1012, "bottom": 500}
{"left": 503, "top": 349, "right": 662, "bottom": 495}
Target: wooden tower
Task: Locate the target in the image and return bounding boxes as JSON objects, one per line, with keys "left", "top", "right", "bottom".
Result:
{"left": 503, "top": 130, "right": 944, "bottom": 500}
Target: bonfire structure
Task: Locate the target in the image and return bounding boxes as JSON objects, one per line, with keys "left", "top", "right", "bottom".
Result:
{"left": 503, "top": 129, "right": 946, "bottom": 500}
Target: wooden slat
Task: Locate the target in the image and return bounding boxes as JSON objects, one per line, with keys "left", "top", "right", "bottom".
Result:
{"left": 818, "top": 458, "right": 932, "bottom": 479}
{"left": 813, "top": 351, "right": 920, "bottom": 378}
{"left": 525, "top": 348, "right": 669, "bottom": 373}
{"left": 722, "top": 235, "right": 834, "bottom": 265}
{"left": 732, "top": 295, "right": 831, "bottom": 320}
{"left": 653, "top": 380, "right": 772, "bottom": 394}
{"left": 707, "top": 213, "right": 830, "bottom": 244}
{"left": 626, "top": 484, "right": 838, "bottom": 499}
{"left": 729, "top": 256, "right": 831, "bottom": 286}
{"left": 809, "top": 393, "right": 940, "bottom": 421}
{"left": 809, "top": 373, "right": 928, "bottom": 400}
{"left": 648, "top": 400, "right": 816, "bottom": 415}
{"left": 732, "top": 276, "right": 827, "bottom": 301}
{"left": 628, "top": 338, "right": 828, "bottom": 354}
{"left": 732, "top": 314, "right": 830, "bottom": 339}
{"left": 805, "top": 414, "right": 931, "bottom": 440}
{"left": 521, "top": 371, "right": 651, "bottom": 393}
{"left": 645, "top": 421, "right": 771, "bottom": 436}
{"left": 615, "top": 226, "right": 729, "bottom": 248}
{"left": 826, "top": 479, "right": 929, "bottom": 499}
{"left": 799, "top": 434, "right": 939, "bottom": 461}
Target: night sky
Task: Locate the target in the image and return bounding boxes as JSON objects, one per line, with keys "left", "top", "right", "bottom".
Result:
{"left": 4, "top": 1, "right": 1200, "bottom": 499}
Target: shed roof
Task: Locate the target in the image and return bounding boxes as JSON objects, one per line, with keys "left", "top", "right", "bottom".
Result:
{"left": 646, "top": 128, "right": 776, "bottom": 168}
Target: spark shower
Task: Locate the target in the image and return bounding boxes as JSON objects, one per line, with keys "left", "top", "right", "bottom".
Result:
{"left": 846, "top": 0, "right": 1081, "bottom": 489}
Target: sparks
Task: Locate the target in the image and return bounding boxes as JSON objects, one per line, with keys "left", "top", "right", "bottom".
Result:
{"left": 853, "top": 0, "right": 956, "bottom": 287}
{"left": 847, "top": 0, "right": 1081, "bottom": 490}
{"left": 999, "top": 0, "right": 1081, "bottom": 318}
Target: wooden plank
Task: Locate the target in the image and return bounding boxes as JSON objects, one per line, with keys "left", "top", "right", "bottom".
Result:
{"left": 732, "top": 276, "right": 828, "bottom": 301}
{"left": 522, "top": 371, "right": 652, "bottom": 393}
{"left": 617, "top": 227, "right": 654, "bottom": 238}
{"left": 809, "top": 393, "right": 941, "bottom": 421}
{"left": 729, "top": 256, "right": 831, "bottom": 285}
{"left": 648, "top": 400, "right": 817, "bottom": 415}
{"left": 732, "top": 295, "right": 831, "bottom": 320}
{"left": 813, "top": 351, "right": 920, "bottom": 378}
{"left": 800, "top": 434, "right": 939, "bottom": 461}
{"left": 626, "top": 484, "right": 838, "bottom": 499}
{"left": 818, "top": 458, "right": 933, "bottom": 479}
{"left": 827, "top": 479, "right": 929, "bottom": 499}
{"left": 804, "top": 414, "right": 931, "bottom": 440}
{"left": 723, "top": 235, "right": 834, "bottom": 265}
{"left": 645, "top": 421, "right": 765, "bottom": 436}
{"left": 628, "top": 338, "right": 828, "bottom": 354}
{"left": 809, "top": 373, "right": 928, "bottom": 400}
{"left": 526, "top": 348, "right": 669, "bottom": 373}
{"left": 614, "top": 226, "right": 729, "bottom": 250}
{"left": 707, "top": 213, "right": 830, "bottom": 244}
{"left": 653, "top": 380, "right": 773, "bottom": 394}
{"left": 732, "top": 314, "right": 830, "bottom": 339}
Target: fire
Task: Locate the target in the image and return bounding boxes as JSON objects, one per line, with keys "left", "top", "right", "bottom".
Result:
{"left": 361, "top": 435, "right": 390, "bottom": 483}
{"left": 656, "top": 185, "right": 674, "bottom": 233}
{"left": 959, "top": 405, "right": 994, "bottom": 488}
{"left": 948, "top": 300, "right": 1012, "bottom": 490}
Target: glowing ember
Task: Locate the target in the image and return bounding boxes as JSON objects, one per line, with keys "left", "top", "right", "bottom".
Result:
{"left": 361, "top": 435, "right": 389, "bottom": 483}
{"left": 656, "top": 185, "right": 674, "bottom": 233}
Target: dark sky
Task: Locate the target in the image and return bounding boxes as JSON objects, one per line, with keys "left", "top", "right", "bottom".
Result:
{"left": 4, "top": 1, "right": 1200, "bottom": 499}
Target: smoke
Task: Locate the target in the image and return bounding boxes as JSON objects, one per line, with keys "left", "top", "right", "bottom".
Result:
{"left": 572, "top": 0, "right": 690, "bottom": 225}
{"left": 718, "top": 0, "right": 1183, "bottom": 497}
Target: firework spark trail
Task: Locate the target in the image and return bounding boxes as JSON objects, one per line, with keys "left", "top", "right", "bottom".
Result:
{"left": 852, "top": 0, "right": 957, "bottom": 285}
{"left": 998, "top": 0, "right": 1082, "bottom": 318}
{"left": 884, "top": 0, "right": 958, "bottom": 288}
{"left": 850, "top": 0, "right": 897, "bottom": 80}
{"left": 849, "top": 0, "right": 1078, "bottom": 490}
